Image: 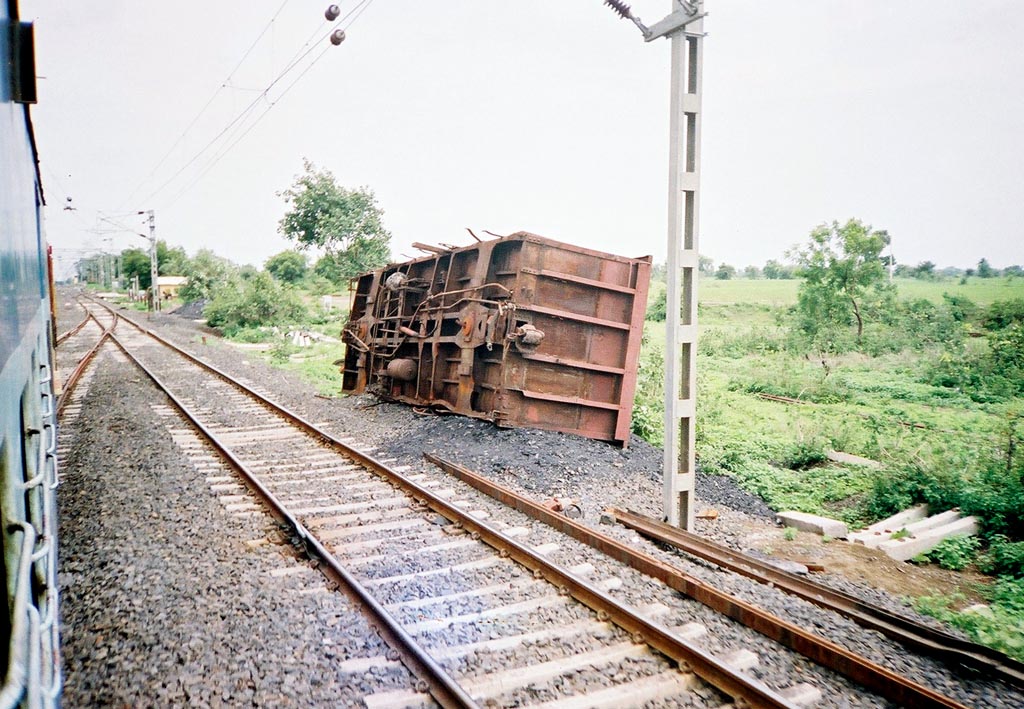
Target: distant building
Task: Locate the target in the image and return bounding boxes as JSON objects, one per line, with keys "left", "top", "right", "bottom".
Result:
{"left": 156, "top": 276, "right": 188, "bottom": 300}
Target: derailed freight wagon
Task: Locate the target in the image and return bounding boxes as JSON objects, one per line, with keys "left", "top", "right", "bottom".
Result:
{"left": 340, "top": 232, "right": 651, "bottom": 446}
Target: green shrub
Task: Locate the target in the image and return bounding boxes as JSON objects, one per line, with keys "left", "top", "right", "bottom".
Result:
{"left": 866, "top": 464, "right": 962, "bottom": 519}
{"left": 779, "top": 440, "right": 829, "bottom": 470}
{"left": 231, "top": 326, "right": 271, "bottom": 343}
{"left": 915, "top": 583, "right": 1024, "bottom": 661}
{"left": 269, "top": 340, "right": 298, "bottom": 363}
{"left": 927, "top": 323, "right": 1024, "bottom": 402}
{"left": 984, "top": 298, "right": 1024, "bottom": 331}
{"left": 977, "top": 536, "right": 1024, "bottom": 577}
{"left": 646, "top": 289, "right": 667, "bottom": 322}
{"left": 631, "top": 336, "right": 665, "bottom": 446}
{"left": 205, "top": 273, "right": 308, "bottom": 334}
{"left": 958, "top": 462, "right": 1024, "bottom": 538}
{"left": 941, "top": 293, "right": 978, "bottom": 322}
{"left": 923, "top": 535, "right": 980, "bottom": 571}
{"left": 867, "top": 454, "right": 1024, "bottom": 539}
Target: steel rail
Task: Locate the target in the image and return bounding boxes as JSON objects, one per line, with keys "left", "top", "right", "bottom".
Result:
{"left": 55, "top": 306, "right": 91, "bottom": 345}
{"left": 607, "top": 506, "right": 1024, "bottom": 689}
{"left": 100, "top": 305, "right": 796, "bottom": 709}
{"left": 56, "top": 310, "right": 117, "bottom": 418}
{"left": 106, "top": 331, "right": 480, "bottom": 709}
{"left": 424, "top": 454, "right": 970, "bottom": 709}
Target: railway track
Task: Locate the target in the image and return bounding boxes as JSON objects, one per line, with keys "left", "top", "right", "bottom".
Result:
{"left": 65, "top": 296, "right": 1008, "bottom": 707}
{"left": 87, "top": 302, "right": 803, "bottom": 707}
{"left": 55, "top": 301, "right": 117, "bottom": 419}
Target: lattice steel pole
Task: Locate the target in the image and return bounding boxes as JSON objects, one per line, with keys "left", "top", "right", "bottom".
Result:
{"left": 663, "top": 5, "right": 703, "bottom": 529}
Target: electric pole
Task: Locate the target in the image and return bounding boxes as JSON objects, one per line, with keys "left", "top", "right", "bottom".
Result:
{"left": 145, "top": 210, "right": 159, "bottom": 312}
{"left": 606, "top": 0, "right": 706, "bottom": 529}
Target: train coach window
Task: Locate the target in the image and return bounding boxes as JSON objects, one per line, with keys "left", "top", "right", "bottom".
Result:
{"left": 11, "top": 21, "right": 37, "bottom": 104}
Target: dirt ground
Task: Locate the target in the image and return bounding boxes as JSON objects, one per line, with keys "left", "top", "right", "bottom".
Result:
{"left": 736, "top": 520, "right": 990, "bottom": 605}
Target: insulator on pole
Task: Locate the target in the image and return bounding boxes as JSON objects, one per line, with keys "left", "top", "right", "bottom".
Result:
{"left": 330, "top": 29, "right": 346, "bottom": 46}
{"left": 604, "top": 0, "right": 633, "bottom": 20}
{"left": 325, "top": 4, "right": 341, "bottom": 21}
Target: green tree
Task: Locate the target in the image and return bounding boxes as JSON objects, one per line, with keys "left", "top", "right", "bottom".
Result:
{"left": 763, "top": 259, "right": 794, "bottom": 280}
{"left": 791, "top": 219, "right": 895, "bottom": 348}
{"left": 715, "top": 263, "right": 736, "bottom": 280}
{"left": 698, "top": 254, "right": 715, "bottom": 275}
{"left": 977, "top": 258, "right": 996, "bottom": 278}
{"left": 743, "top": 265, "right": 762, "bottom": 279}
{"left": 120, "top": 247, "right": 152, "bottom": 289}
{"left": 157, "top": 241, "right": 189, "bottom": 275}
{"left": 179, "top": 249, "right": 234, "bottom": 302}
{"left": 278, "top": 159, "right": 391, "bottom": 283}
{"left": 912, "top": 261, "right": 936, "bottom": 279}
{"left": 204, "top": 272, "right": 307, "bottom": 334}
{"left": 265, "top": 250, "right": 308, "bottom": 284}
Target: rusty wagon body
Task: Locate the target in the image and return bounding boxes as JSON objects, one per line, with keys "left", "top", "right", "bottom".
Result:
{"left": 340, "top": 232, "right": 651, "bottom": 446}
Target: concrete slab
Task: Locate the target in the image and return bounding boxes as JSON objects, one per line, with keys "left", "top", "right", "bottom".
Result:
{"left": 860, "top": 503, "right": 929, "bottom": 534}
{"left": 900, "top": 509, "right": 963, "bottom": 536}
{"left": 850, "top": 503, "right": 930, "bottom": 547}
{"left": 852, "top": 508, "right": 965, "bottom": 549}
{"left": 776, "top": 511, "right": 848, "bottom": 539}
{"left": 877, "top": 516, "right": 979, "bottom": 561}
{"left": 826, "top": 450, "right": 882, "bottom": 469}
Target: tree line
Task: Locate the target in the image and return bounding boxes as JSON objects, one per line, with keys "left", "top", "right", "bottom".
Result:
{"left": 690, "top": 254, "right": 1021, "bottom": 282}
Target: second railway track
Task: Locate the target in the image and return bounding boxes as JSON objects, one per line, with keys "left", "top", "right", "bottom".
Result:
{"left": 63, "top": 297, "right": 1021, "bottom": 708}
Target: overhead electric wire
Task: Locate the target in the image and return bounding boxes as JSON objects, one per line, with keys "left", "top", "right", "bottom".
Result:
{"left": 158, "top": 0, "right": 376, "bottom": 208}
{"left": 119, "top": 0, "right": 299, "bottom": 210}
{"left": 138, "top": 3, "right": 353, "bottom": 207}
{"left": 161, "top": 44, "right": 334, "bottom": 209}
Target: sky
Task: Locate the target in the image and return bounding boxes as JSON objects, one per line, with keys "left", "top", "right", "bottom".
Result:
{"left": 24, "top": 1, "right": 1024, "bottom": 279}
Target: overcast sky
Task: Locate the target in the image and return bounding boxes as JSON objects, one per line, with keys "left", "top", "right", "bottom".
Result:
{"left": 25, "top": 1, "right": 1024, "bottom": 278}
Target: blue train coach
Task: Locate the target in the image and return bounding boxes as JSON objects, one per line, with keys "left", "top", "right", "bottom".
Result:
{"left": 1, "top": 0, "right": 62, "bottom": 705}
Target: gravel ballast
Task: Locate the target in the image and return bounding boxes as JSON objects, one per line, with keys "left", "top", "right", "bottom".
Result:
{"left": 57, "top": 348, "right": 413, "bottom": 706}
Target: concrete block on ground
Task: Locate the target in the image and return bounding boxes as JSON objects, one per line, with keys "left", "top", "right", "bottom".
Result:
{"left": 779, "top": 682, "right": 823, "bottom": 706}
{"left": 721, "top": 648, "right": 759, "bottom": 671}
{"left": 860, "top": 503, "right": 929, "bottom": 534}
{"left": 878, "top": 516, "right": 979, "bottom": 561}
{"left": 850, "top": 503, "right": 929, "bottom": 547}
{"left": 826, "top": 450, "right": 882, "bottom": 469}
{"left": 900, "top": 509, "right": 963, "bottom": 536}
{"left": 776, "top": 511, "right": 848, "bottom": 539}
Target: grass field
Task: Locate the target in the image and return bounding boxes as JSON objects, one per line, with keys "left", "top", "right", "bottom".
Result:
{"left": 638, "top": 275, "right": 1024, "bottom": 527}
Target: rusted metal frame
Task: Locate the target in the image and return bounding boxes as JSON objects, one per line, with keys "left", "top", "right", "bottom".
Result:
{"left": 514, "top": 388, "right": 622, "bottom": 410}
{"left": 618, "top": 259, "right": 652, "bottom": 442}
{"left": 416, "top": 257, "right": 444, "bottom": 400}
{"left": 520, "top": 267, "right": 638, "bottom": 295}
{"left": 517, "top": 304, "right": 632, "bottom": 331}
{"left": 424, "top": 454, "right": 969, "bottom": 709}
{"left": 104, "top": 311, "right": 791, "bottom": 709}
{"left": 608, "top": 507, "right": 1024, "bottom": 689}
{"left": 519, "top": 351, "right": 626, "bottom": 375}
{"left": 106, "top": 331, "right": 480, "bottom": 709}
